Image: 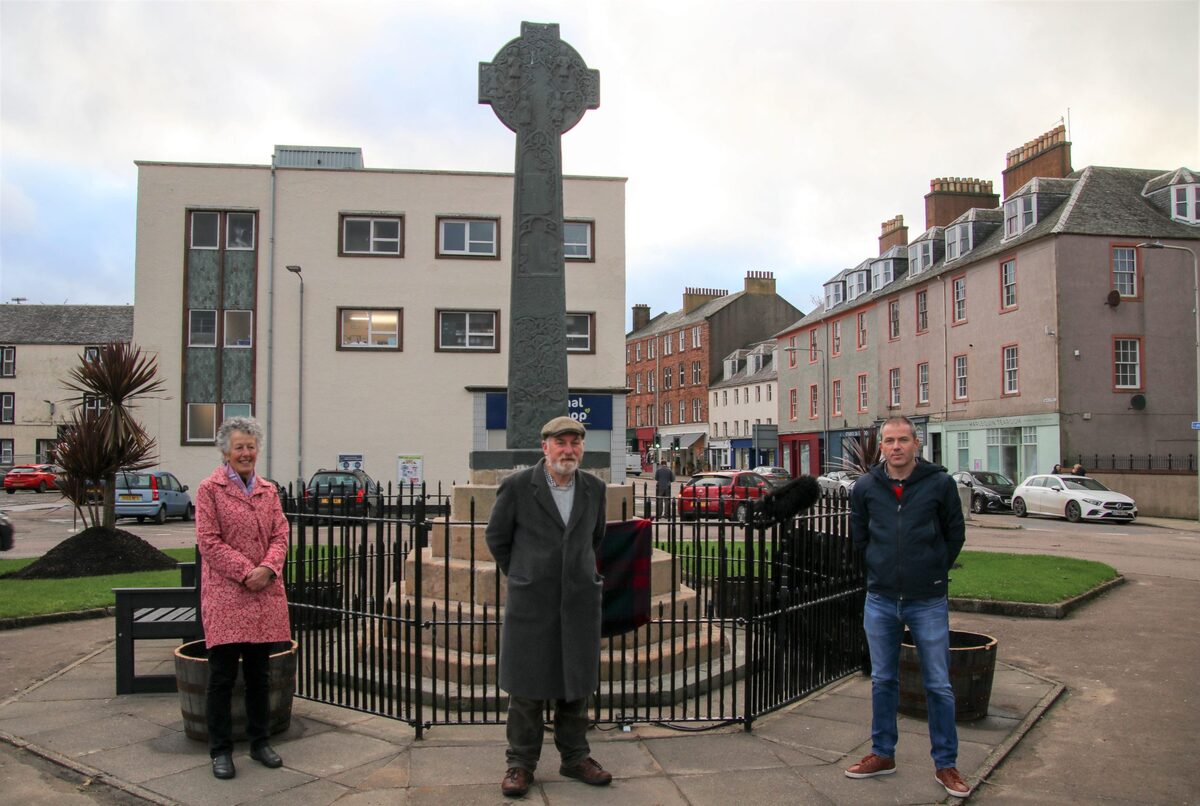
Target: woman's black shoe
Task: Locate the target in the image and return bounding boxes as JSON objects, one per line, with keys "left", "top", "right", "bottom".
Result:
{"left": 211, "top": 753, "right": 235, "bottom": 779}
{"left": 250, "top": 744, "right": 283, "bottom": 768}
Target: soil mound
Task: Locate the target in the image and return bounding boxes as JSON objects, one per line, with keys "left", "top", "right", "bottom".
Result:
{"left": 4, "top": 527, "right": 178, "bottom": 579}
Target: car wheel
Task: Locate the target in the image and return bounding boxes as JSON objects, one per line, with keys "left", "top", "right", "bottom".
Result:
{"left": 1013, "top": 497, "right": 1028, "bottom": 518}
{"left": 971, "top": 495, "right": 985, "bottom": 515}
{"left": 680, "top": 508, "right": 696, "bottom": 522}
{"left": 1065, "top": 500, "right": 1082, "bottom": 523}
{"left": 5, "top": 488, "right": 13, "bottom": 495}
{"left": 136, "top": 516, "right": 145, "bottom": 523}
{"left": 183, "top": 503, "right": 195, "bottom": 521}
{"left": 37, "top": 481, "right": 47, "bottom": 493}
{"left": 153, "top": 506, "right": 167, "bottom": 525}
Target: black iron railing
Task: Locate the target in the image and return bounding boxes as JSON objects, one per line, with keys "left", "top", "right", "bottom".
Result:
{"left": 1070, "top": 454, "right": 1196, "bottom": 472}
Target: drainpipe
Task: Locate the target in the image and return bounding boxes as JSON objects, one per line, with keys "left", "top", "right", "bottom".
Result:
{"left": 265, "top": 154, "right": 277, "bottom": 479}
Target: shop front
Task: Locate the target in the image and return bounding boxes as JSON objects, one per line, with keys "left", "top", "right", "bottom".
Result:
{"left": 929, "top": 413, "right": 1061, "bottom": 485}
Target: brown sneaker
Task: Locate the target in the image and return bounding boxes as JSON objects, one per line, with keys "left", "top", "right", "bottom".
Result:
{"left": 844, "top": 753, "right": 896, "bottom": 778}
{"left": 559, "top": 757, "right": 612, "bottom": 786}
{"left": 501, "top": 767, "right": 533, "bottom": 797}
{"left": 936, "top": 767, "right": 972, "bottom": 798}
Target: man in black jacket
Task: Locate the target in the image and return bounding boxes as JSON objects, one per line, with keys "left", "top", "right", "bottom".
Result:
{"left": 845, "top": 416, "right": 971, "bottom": 798}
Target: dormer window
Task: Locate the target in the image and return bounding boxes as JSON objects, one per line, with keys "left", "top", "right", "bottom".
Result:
{"left": 871, "top": 259, "right": 894, "bottom": 289}
{"left": 908, "top": 241, "right": 933, "bottom": 274}
{"left": 1173, "top": 184, "right": 1200, "bottom": 224}
{"left": 824, "top": 282, "right": 845, "bottom": 309}
{"left": 1004, "top": 195, "right": 1036, "bottom": 238}
{"left": 847, "top": 271, "right": 868, "bottom": 301}
{"left": 945, "top": 223, "right": 972, "bottom": 261}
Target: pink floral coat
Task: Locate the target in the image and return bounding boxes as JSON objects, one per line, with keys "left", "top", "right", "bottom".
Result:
{"left": 196, "top": 465, "right": 291, "bottom": 647}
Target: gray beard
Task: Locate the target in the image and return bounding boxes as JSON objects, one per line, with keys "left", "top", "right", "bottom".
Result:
{"left": 548, "top": 458, "right": 578, "bottom": 477}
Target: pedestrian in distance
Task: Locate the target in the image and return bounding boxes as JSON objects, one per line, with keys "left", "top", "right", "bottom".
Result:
{"left": 653, "top": 460, "right": 674, "bottom": 518}
{"left": 1072, "top": 463, "right": 1087, "bottom": 476}
{"left": 1051, "top": 463, "right": 1062, "bottom": 475}
{"left": 485, "top": 416, "right": 613, "bottom": 797}
{"left": 845, "top": 415, "right": 972, "bottom": 798}
{"left": 194, "top": 416, "right": 290, "bottom": 780}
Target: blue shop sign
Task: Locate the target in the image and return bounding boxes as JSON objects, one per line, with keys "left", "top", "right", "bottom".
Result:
{"left": 486, "top": 393, "right": 613, "bottom": 430}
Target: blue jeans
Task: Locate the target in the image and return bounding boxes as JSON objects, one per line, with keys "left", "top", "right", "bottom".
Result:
{"left": 863, "top": 592, "right": 957, "bottom": 768}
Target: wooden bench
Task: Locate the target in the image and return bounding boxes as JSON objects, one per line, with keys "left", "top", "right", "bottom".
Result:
{"left": 113, "top": 561, "right": 204, "bottom": 695}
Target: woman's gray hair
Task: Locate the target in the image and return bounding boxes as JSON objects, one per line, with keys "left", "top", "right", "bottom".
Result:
{"left": 216, "top": 416, "right": 264, "bottom": 455}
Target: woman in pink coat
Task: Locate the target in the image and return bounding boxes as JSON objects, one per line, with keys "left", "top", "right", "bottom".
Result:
{"left": 195, "top": 416, "right": 291, "bottom": 780}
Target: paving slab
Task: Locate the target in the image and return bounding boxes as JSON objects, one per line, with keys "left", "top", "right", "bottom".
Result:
{"left": 75, "top": 729, "right": 207, "bottom": 783}
{"left": 672, "top": 766, "right": 831, "bottom": 806}
{"left": 408, "top": 742, "right": 507, "bottom": 787}
{"left": 643, "top": 732, "right": 787, "bottom": 774}
{"left": 141, "top": 759, "right": 315, "bottom": 806}
{"left": 542, "top": 775, "right": 690, "bottom": 805}
{"left": 331, "top": 751, "right": 410, "bottom": 789}
{"left": 273, "top": 730, "right": 399, "bottom": 778}
{"left": 23, "top": 713, "right": 167, "bottom": 758}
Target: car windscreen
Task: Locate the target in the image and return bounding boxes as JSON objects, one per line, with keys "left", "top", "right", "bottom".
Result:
{"left": 1063, "top": 478, "right": 1110, "bottom": 492}
{"left": 117, "top": 473, "right": 152, "bottom": 489}
{"left": 311, "top": 475, "right": 359, "bottom": 488}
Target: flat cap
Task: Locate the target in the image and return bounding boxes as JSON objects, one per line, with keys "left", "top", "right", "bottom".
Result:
{"left": 541, "top": 415, "right": 586, "bottom": 439}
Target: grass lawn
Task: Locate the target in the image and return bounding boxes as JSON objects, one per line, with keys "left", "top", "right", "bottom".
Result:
{"left": 0, "top": 548, "right": 195, "bottom": 620}
{"left": 951, "top": 550, "right": 1118, "bottom": 603}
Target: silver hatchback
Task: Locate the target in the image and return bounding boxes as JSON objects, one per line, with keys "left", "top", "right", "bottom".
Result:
{"left": 113, "top": 471, "right": 194, "bottom": 524}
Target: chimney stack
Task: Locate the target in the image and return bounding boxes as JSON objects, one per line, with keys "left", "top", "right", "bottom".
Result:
{"left": 743, "top": 270, "right": 776, "bottom": 295}
{"left": 878, "top": 214, "right": 908, "bottom": 255}
{"left": 631, "top": 304, "right": 651, "bottom": 332}
{"left": 683, "top": 287, "right": 729, "bottom": 314}
{"left": 924, "top": 177, "right": 999, "bottom": 229}
{"left": 1002, "top": 124, "right": 1072, "bottom": 199}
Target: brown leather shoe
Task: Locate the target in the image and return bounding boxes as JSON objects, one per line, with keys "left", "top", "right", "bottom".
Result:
{"left": 844, "top": 752, "right": 896, "bottom": 778}
{"left": 501, "top": 767, "right": 533, "bottom": 797}
{"left": 936, "top": 766, "right": 972, "bottom": 798}
{"left": 559, "top": 757, "right": 612, "bottom": 786}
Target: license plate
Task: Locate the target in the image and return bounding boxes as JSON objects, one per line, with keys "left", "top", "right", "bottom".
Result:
{"left": 319, "top": 497, "right": 342, "bottom": 505}
{"left": 120, "top": 494, "right": 140, "bottom": 501}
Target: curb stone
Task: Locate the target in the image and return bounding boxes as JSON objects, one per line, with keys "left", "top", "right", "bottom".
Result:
{"left": 950, "top": 574, "right": 1125, "bottom": 619}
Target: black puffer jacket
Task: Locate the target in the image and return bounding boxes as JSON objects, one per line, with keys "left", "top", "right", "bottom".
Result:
{"left": 850, "top": 460, "right": 965, "bottom": 599}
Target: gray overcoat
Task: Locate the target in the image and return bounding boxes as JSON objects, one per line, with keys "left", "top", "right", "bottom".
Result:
{"left": 485, "top": 460, "right": 607, "bottom": 702}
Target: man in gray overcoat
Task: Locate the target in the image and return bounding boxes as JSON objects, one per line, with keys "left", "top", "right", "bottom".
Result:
{"left": 486, "top": 416, "right": 613, "bottom": 797}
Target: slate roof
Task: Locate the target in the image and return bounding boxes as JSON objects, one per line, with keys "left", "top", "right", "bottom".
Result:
{"left": 711, "top": 341, "right": 778, "bottom": 388}
{"left": 627, "top": 291, "right": 746, "bottom": 338}
{"left": 0, "top": 305, "right": 134, "bottom": 345}
{"left": 780, "top": 165, "right": 1199, "bottom": 335}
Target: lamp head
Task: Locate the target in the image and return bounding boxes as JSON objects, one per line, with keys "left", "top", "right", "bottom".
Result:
{"left": 286, "top": 265, "right": 302, "bottom": 274}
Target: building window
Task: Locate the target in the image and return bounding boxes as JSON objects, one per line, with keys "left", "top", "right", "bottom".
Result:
{"left": 918, "top": 362, "right": 929, "bottom": 404}
{"left": 436, "top": 309, "right": 494, "bottom": 351}
{"left": 831, "top": 320, "right": 842, "bottom": 355}
{"left": 1000, "top": 259, "right": 1018, "bottom": 309}
{"left": 1004, "top": 195, "right": 1035, "bottom": 238}
{"left": 662, "top": 403, "right": 671, "bottom": 425}
{"left": 0, "top": 392, "right": 13, "bottom": 424}
{"left": 676, "top": 363, "right": 684, "bottom": 386}
{"left": 755, "top": 386, "right": 761, "bottom": 402}
{"left": 1003, "top": 345, "right": 1019, "bottom": 395}
{"left": 648, "top": 371, "right": 655, "bottom": 393}
{"left": 916, "top": 290, "right": 928, "bottom": 333}
{"left": 563, "top": 221, "right": 593, "bottom": 260}
{"left": 186, "top": 403, "right": 217, "bottom": 442}
{"left": 680, "top": 400, "right": 686, "bottom": 422}
{"left": 789, "top": 388, "right": 798, "bottom": 420}
{"left": 224, "top": 403, "right": 252, "bottom": 420}
{"left": 888, "top": 300, "right": 900, "bottom": 340}
{"left": 722, "top": 390, "right": 727, "bottom": 405}
{"left": 809, "top": 384, "right": 818, "bottom": 419}
{"left": 857, "top": 374, "right": 868, "bottom": 412}
{"left": 83, "top": 346, "right": 101, "bottom": 363}
{"left": 438, "top": 217, "right": 498, "bottom": 257}
{"left": 766, "top": 384, "right": 772, "bottom": 401}
{"left": 954, "top": 354, "right": 968, "bottom": 400}
{"left": 957, "top": 431, "right": 969, "bottom": 472}
{"left": 0, "top": 439, "right": 12, "bottom": 465}
{"left": 788, "top": 336, "right": 797, "bottom": 367}
{"left": 824, "top": 282, "right": 845, "bottom": 308}
{"left": 692, "top": 326, "right": 702, "bottom": 348}
{"left": 832, "top": 379, "right": 842, "bottom": 416}
{"left": 908, "top": 241, "right": 933, "bottom": 275}
{"left": 226, "top": 212, "right": 255, "bottom": 250}
{"left": 889, "top": 368, "right": 900, "bottom": 407}
{"left": 952, "top": 277, "right": 967, "bottom": 323}
{"left": 692, "top": 361, "right": 702, "bottom": 384}
{"left": 224, "top": 310, "right": 253, "bottom": 348}
{"left": 809, "top": 330, "right": 818, "bottom": 362}
{"left": 871, "top": 259, "right": 894, "bottom": 289}
{"left": 648, "top": 338, "right": 656, "bottom": 359}
{"left": 341, "top": 215, "right": 403, "bottom": 256}
{"left": 857, "top": 312, "right": 867, "bottom": 349}
{"left": 663, "top": 334, "right": 673, "bottom": 356}
{"left": 338, "top": 307, "right": 403, "bottom": 350}
{"left": 635, "top": 375, "right": 642, "bottom": 394}
{"left": 847, "top": 271, "right": 868, "bottom": 301}
{"left": 663, "top": 367, "right": 672, "bottom": 390}
{"left": 1172, "top": 184, "right": 1200, "bottom": 223}
{"left": 635, "top": 342, "right": 641, "bottom": 362}
{"left": 692, "top": 399, "right": 702, "bottom": 422}
{"left": 83, "top": 394, "right": 108, "bottom": 416}
{"left": 188, "top": 310, "right": 217, "bottom": 347}
{"left": 945, "top": 223, "right": 972, "bottom": 261}
{"left": 1114, "top": 337, "right": 1142, "bottom": 389}
{"left": 565, "top": 312, "right": 594, "bottom": 353}
{"left": 190, "top": 211, "right": 219, "bottom": 249}
{"left": 679, "top": 331, "right": 686, "bottom": 351}
{"left": 734, "top": 388, "right": 739, "bottom": 404}
{"left": 1112, "top": 246, "right": 1138, "bottom": 297}
{"left": 0, "top": 346, "right": 13, "bottom": 377}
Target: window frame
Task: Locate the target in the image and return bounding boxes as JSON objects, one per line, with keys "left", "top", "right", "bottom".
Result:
{"left": 808, "top": 329, "right": 818, "bottom": 363}
{"left": 847, "top": 271, "right": 868, "bottom": 301}
{"left": 188, "top": 309, "right": 218, "bottom": 348}
{"left": 563, "top": 220, "right": 594, "bottom": 261}
{"left": 831, "top": 378, "right": 843, "bottom": 416}
{"left": 888, "top": 300, "right": 900, "bottom": 341}
{"left": 856, "top": 373, "right": 869, "bottom": 412}
{"left": 945, "top": 223, "right": 973, "bottom": 261}
{"left": 1002, "top": 343, "right": 1020, "bottom": 396}
{"left": 338, "top": 307, "right": 404, "bottom": 351}
{"left": 1113, "top": 336, "right": 1143, "bottom": 391}
{"left": 223, "top": 310, "right": 253, "bottom": 348}
{"left": 0, "top": 438, "right": 12, "bottom": 465}
{"left": 1171, "top": 184, "right": 1200, "bottom": 223}
{"left": 0, "top": 345, "right": 14, "bottom": 377}
{"left": 340, "top": 214, "right": 404, "bottom": 257}
{"left": 916, "top": 290, "right": 929, "bottom": 334}
{"left": 831, "top": 319, "right": 842, "bottom": 356}
{"left": 436, "top": 216, "right": 500, "bottom": 259}
{"left": 692, "top": 398, "right": 702, "bottom": 422}
{"left": 952, "top": 275, "right": 967, "bottom": 324}
{"left": 999, "top": 258, "right": 1018, "bottom": 311}
{"left": 953, "top": 354, "right": 969, "bottom": 401}
{"left": 888, "top": 367, "right": 900, "bottom": 408}
{"left": 917, "top": 362, "right": 930, "bottom": 406}
{"left": 788, "top": 388, "right": 798, "bottom": 421}
{"left": 189, "top": 211, "right": 220, "bottom": 250}
{"left": 185, "top": 402, "right": 217, "bottom": 443}
{"left": 225, "top": 212, "right": 256, "bottom": 251}
{"left": 692, "top": 361, "right": 702, "bottom": 384}
{"left": 692, "top": 326, "right": 702, "bottom": 348}
{"left": 434, "top": 309, "right": 496, "bottom": 353}
{"left": 1111, "top": 243, "right": 1140, "bottom": 299}
{"left": 808, "top": 384, "right": 819, "bottom": 419}
{"left": 908, "top": 241, "right": 933, "bottom": 275}
{"left": 565, "top": 312, "right": 595, "bottom": 354}
{"left": 0, "top": 392, "right": 13, "bottom": 424}
{"left": 1004, "top": 194, "right": 1036, "bottom": 238}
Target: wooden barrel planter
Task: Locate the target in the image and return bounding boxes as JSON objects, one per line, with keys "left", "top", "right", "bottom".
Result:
{"left": 898, "top": 629, "right": 997, "bottom": 722}
{"left": 173, "top": 639, "right": 297, "bottom": 742}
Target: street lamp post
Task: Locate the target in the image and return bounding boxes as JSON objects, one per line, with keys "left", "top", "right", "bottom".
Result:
{"left": 1136, "top": 241, "right": 1200, "bottom": 522}
{"left": 285, "top": 265, "right": 304, "bottom": 487}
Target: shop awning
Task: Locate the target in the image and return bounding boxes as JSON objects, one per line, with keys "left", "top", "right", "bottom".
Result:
{"left": 676, "top": 432, "right": 706, "bottom": 449}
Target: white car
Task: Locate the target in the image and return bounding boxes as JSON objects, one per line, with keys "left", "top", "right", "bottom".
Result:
{"left": 817, "top": 470, "right": 860, "bottom": 498}
{"left": 1011, "top": 474, "right": 1137, "bottom": 523}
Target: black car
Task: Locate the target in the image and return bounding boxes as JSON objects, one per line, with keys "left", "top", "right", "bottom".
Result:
{"left": 303, "top": 469, "right": 381, "bottom": 519}
{"left": 952, "top": 470, "right": 1016, "bottom": 514}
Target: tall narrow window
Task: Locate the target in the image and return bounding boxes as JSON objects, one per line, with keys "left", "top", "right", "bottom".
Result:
{"left": 0, "top": 393, "right": 13, "bottom": 424}
{"left": 857, "top": 374, "right": 868, "bottom": 412}
{"left": 1112, "top": 247, "right": 1137, "bottom": 297}
{"left": 918, "top": 362, "right": 929, "bottom": 404}
{"left": 916, "top": 290, "right": 928, "bottom": 332}
{"left": 224, "top": 311, "right": 253, "bottom": 348}
{"left": 1114, "top": 338, "right": 1142, "bottom": 389}
{"left": 789, "top": 388, "right": 798, "bottom": 420}
{"left": 186, "top": 403, "right": 217, "bottom": 442}
{"left": 692, "top": 399, "right": 701, "bottom": 422}
{"left": 954, "top": 355, "right": 968, "bottom": 400}
{"left": 1002, "top": 345, "right": 1019, "bottom": 395}
{"left": 1001, "top": 259, "right": 1018, "bottom": 309}
{"left": 857, "top": 312, "right": 867, "bottom": 349}
{"left": 680, "top": 400, "right": 686, "bottom": 422}
{"left": 952, "top": 277, "right": 967, "bottom": 323}
{"left": 831, "top": 379, "right": 842, "bottom": 416}
{"left": 889, "top": 368, "right": 900, "bottom": 407}
{"left": 692, "top": 326, "right": 702, "bottom": 348}
{"left": 831, "top": 320, "right": 842, "bottom": 355}
{"left": 888, "top": 300, "right": 900, "bottom": 339}
{"left": 0, "top": 346, "right": 14, "bottom": 377}
{"left": 809, "top": 384, "right": 818, "bottom": 419}
{"left": 788, "top": 336, "right": 797, "bottom": 367}
{"left": 809, "top": 329, "right": 818, "bottom": 362}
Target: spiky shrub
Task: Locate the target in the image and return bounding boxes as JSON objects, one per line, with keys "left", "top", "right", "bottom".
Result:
{"left": 831, "top": 429, "right": 880, "bottom": 476}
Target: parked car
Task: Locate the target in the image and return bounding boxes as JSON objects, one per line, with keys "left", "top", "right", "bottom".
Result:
{"left": 1011, "top": 474, "right": 1137, "bottom": 523}
{"left": 952, "top": 470, "right": 1016, "bottom": 514}
{"left": 304, "top": 469, "right": 381, "bottom": 518}
{"left": 751, "top": 466, "right": 791, "bottom": 487}
{"left": 678, "top": 470, "right": 772, "bottom": 523}
{"left": 113, "top": 470, "right": 194, "bottom": 523}
{"left": 816, "top": 470, "right": 860, "bottom": 498}
{"left": 3, "top": 464, "right": 60, "bottom": 494}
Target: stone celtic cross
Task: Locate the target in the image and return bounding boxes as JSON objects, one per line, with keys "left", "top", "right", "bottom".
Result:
{"left": 480, "top": 22, "right": 600, "bottom": 450}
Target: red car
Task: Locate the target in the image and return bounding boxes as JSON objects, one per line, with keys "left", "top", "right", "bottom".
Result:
{"left": 678, "top": 470, "right": 772, "bottom": 523}
{"left": 4, "top": 464, "right": 60, "bottom": 494}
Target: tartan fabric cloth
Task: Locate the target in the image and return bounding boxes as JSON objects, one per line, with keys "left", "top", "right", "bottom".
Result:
{"left": 598, "top": 518, "right": 653, "bottom": 637}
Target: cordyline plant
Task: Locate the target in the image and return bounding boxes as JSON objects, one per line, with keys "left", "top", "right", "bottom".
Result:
{"left": 56, "top": 343, "right": 166, "bottom": 530}
{"left": 830, "top": 429, "right": 881, "bottom": 476}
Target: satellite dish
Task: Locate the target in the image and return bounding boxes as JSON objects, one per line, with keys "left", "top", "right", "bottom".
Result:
{"left": 1105, "top": 290, "right": 1122, "bottom": 307}
{"left": 1130, "top": 394, "right": 1146, "bottom": 411}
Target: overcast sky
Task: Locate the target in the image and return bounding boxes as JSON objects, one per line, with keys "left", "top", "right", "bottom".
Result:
{"left": 2, "top": 0, "right": 1196, "bottom": 327}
